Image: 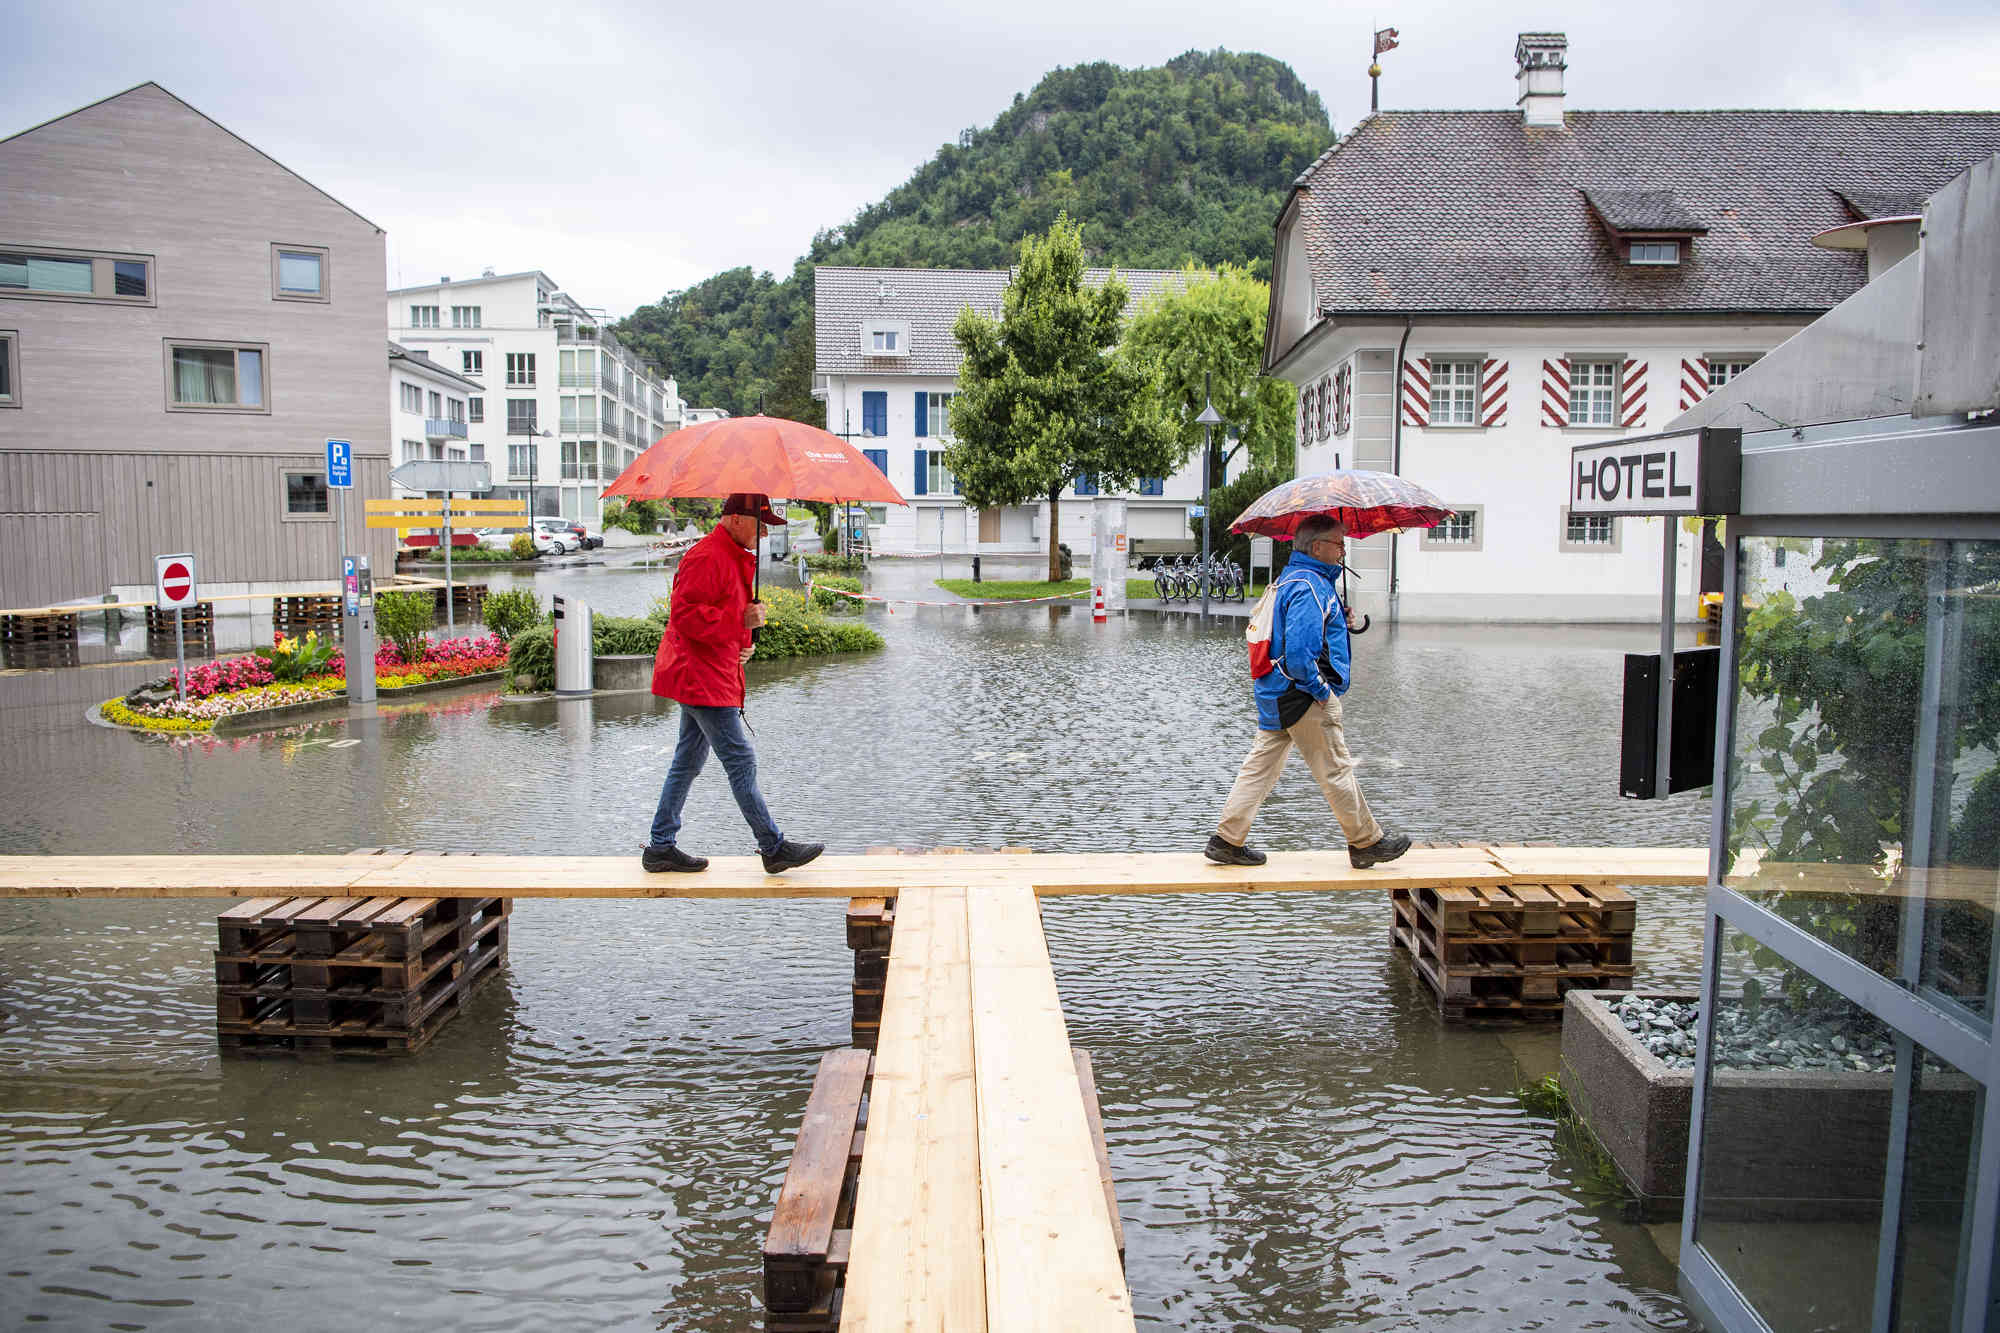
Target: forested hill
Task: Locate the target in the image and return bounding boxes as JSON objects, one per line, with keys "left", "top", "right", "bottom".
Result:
{"left": 615, "top": 50, "right": 1335, "bottom": 419}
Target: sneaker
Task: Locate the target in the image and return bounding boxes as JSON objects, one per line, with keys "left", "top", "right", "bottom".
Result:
{"left": 1349, "top": 829, "right": 1411, "bottom": 869}
{"left": 761, "top": 839, "right": 825, "bottom": 874}
{"left": 641, "top": 844, "right": 708, "bottom": 873}
{"left": 1204, "top": 834, "right": 1267, "bottom": 867}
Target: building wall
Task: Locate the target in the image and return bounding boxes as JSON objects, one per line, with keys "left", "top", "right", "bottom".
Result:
{"left": 0, "top": 85, "right": 392, "bottom": 604}
{"left": 1289, "top": 320, "right": 1803, "bottom": 621}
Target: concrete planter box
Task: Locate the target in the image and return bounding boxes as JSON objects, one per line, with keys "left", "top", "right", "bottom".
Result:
{"left": 593, "top": 654, "right": 654, "bottom": 693}
{"left": 1562, "top": 990, "right": 1696, "bottom": 1221}
{"left": 209, "top": 694, "right": 352, "bottom": 735}
{"left": 376, "top": 669, "right": 508, "bottom": 699}
{"left": 1564, "top": 989, "right": 1981, "bottom": 1225}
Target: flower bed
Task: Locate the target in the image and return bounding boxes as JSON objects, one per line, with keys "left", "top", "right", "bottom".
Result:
{"left": 114, "top": 634, "right": 511, "bottom": 732}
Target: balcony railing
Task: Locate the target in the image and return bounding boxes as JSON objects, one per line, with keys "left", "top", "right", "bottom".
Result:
{"left": 559, "top": 418, "right": 596, "bottom": 435}
{"left": 558, "top": 372, "right": 602, "bottom": 389}
{"left": 425, "top": 418, "right": 468, "bottom": 440}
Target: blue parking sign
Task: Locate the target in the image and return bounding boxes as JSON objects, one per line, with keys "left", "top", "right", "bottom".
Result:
{"left": 326, "top": 438, "right": 353, "bottom": 489}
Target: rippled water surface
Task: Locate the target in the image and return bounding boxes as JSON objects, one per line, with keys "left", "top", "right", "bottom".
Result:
{"left": 0, "top": 554, "right": 1710, "bottom": 1330}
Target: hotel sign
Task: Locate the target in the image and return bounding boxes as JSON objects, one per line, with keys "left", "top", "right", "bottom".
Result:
{"left": 1570, "top": 427, "right": 1741, "bottom": 517}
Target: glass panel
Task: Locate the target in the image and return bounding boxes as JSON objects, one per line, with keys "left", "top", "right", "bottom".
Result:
{"left": 1695, "top": 921, "right": 1893, "bottom": 1330}
{"left": 172, "top": 346, "right": 235, "bottom": 404}
{"left": 26, "top": 255, "right": 94, "bottom": 293}
{"left": 113, "top": 260, "right": 147, "bottom": 297}
{"left": 0, "top": 339, "right": 10, "bottom": 399}
{"left": 277, "top": 251, "right": 320, "bottom": 294}
{"left": 1894, "top": 1044, "right": 1983, "bottom": 1331}
{"left": 1726, "top": 538, "right": 2000, "bottom": 991}
{"left": 237, "top": 349, "right": 262, "bottom": 406}
{"left": 286, "top": 472, "right": 327, "bottom": 515}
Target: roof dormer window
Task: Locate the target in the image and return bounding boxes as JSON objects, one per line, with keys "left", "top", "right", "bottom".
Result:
{"left": 861, "top": 319, "right": 910, "bottom": 358}
{"left": 872, "top": 330, "right": 898, "bottom": 352}
{"left": 1629, "top": 241, "right": 1680, "bottom": 266}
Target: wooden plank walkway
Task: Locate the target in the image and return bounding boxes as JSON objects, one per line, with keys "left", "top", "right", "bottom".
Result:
{"left": 0, "top": 846, "right": 1708, "bottom": 900}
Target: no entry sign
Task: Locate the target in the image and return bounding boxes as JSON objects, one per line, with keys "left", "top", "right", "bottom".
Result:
{"left": 155, "top": 552, "right": 198, "bottom": 609}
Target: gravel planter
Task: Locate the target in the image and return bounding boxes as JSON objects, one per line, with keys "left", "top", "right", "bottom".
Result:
{"left": 1611, "top": 992, "right": 1897, "bottom": 1074}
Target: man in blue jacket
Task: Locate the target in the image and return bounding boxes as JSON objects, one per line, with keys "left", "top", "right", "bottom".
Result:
{"left": 1206, "top": 514, "right": 1411, "bottom": 869}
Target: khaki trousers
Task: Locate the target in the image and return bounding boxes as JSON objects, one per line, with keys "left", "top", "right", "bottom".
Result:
{"left": 1215, "top": 695, "right": 1384, "bottom": 849}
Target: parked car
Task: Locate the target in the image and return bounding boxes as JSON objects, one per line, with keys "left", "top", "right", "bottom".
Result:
{"left": 535, "top": 516, "right": 601, "bottom": 550}
{"left": 476, "top": 527, "right": 561, "bottom": 556}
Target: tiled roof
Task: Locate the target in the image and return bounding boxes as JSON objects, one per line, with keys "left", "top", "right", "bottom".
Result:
{"left": 815, "top": 265, "right": 1190, "bottom": 377}
{"left": 1291, "top": 110, "right": 2000, "bottom": 318}
{"left": 1581, "top": 188, "right": 1705, "bottom": 234}
{"left": 1833, "top": 187, "right": 1930, "bottom": 220}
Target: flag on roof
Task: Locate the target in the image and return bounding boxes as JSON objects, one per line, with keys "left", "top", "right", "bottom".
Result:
{"left": 1374, "top": 27, "right": 1400, "bottom": 54}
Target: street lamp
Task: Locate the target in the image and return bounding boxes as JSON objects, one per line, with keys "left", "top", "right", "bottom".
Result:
{"left": 508, "top": 421, "right": 552, "bottom": 520}
{"left": 1195, "top": 390, "right": 1224, "bottom": 625}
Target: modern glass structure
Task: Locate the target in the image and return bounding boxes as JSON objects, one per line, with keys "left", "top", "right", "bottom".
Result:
{"left": 1671, "top": 158, "right": 2000, "bottom": 1332}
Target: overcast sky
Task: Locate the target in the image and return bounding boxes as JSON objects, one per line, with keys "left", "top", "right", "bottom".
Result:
{"left": 5, "top": 0, "right": 1995, "bottom": 318}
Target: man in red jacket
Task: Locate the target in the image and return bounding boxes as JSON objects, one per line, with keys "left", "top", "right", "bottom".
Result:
{"left": 643, "top": 493, "right": 823, "bottom": 875}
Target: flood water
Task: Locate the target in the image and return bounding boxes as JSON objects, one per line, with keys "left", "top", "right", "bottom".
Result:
{"left": 0, "top": 550, "right": 1711, "bottom": 1331}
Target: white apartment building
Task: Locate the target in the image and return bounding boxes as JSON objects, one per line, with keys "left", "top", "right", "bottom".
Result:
{"left": 814, "top": 266, "right": 1208, "bottom": 555}
{"left": 1266, "top": 32, "right": 2000, "bottom": 622}
{"left": 386, "top": 270, "right": 683, "bottom": 523}
{"left": 387, "top": 341, "right": 476, "bottom": 487}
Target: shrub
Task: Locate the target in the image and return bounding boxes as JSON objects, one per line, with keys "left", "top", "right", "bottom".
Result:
{"left": 510, "top": 533, "right": 536, "bottom": 560}
{"left": 268, "top": 630, "right": 337, "bottom": 683}
{"left": 604, "top": 498, "right": 665, "bottom": 534}
{"left": 507, "top": 626, "right": 554, "bottom": 689}
{"left": 482, "top": 588, "right": 545, "bottom": 643}
{"left": 804, "top": 551, "right": 855, "bottom": 572}
{"left": 809, "top": 575, "right": 863, "bottom": 614}
{"left": 374, "top": 589, "right": 435, "bottom": 664}
{"left": 593, "top": 615, "right": 664, "bottom": 655}
{"left": 646, "top": 596, "right": 671, "bottom": 625}
{"left": 756, "top": 586, "right": 884, "bottom": 659}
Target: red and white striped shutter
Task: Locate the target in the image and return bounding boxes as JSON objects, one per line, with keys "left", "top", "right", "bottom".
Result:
{"left": 1620, "top": 359, "right": 1649, "bottom": 428}
{"left": 1680, "top": 357, "right": 1710, "bottom": 411}
{"left": 1541, "top": 358, "right": 1570, "bottom": 427}
{"left": 1317, "top": 375, "right": 1331, "bottom": 440}
{"left": 1401, "top": 357, "right": 1431, "bottom": 428}
{"left": 1297, "top": 384, "right": 1310, "bottom": 449}
{"left": 1336, "top": 364, "right": 1352, "bottom": 435}
{"left": 1480, "top": 358, "right": 1508, "bottom": 427}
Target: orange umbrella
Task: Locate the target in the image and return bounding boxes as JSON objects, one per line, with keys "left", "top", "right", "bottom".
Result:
{"left": 601, "top": 415, "right": 908, "bottom": 507}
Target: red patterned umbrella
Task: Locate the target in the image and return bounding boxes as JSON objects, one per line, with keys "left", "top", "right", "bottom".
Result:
{"left": 1231, "top": 469, "right": 1451, "bottom": 541}
{"left": 601, "top": 415, "right": 908, "bottom": 507}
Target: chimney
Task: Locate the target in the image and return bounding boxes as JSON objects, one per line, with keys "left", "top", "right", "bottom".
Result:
{"left": 440, "top": 275, "right": 451, "bottom": 284}
{"left": 1516, "top": 32, "right": 1568, "bottom": 128}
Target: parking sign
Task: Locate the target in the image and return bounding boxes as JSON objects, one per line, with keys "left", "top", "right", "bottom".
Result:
{"left": 326, "top": 438, "right": 353, "bottom": 489}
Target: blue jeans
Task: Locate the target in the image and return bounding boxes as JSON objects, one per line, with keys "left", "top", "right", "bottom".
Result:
{"left": 649, "top": 704, "right": 782, "bottom": 854}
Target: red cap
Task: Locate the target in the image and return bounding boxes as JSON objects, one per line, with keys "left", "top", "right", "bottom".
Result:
{"left": 721, "top": 492, "right": 785, "bottom": 525}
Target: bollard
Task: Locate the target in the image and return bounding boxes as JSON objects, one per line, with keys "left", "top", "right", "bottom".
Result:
{"left": 1092, "top": 585, "right": 1107, "bottom": 624}
{"left": 972, "top": 555, "right": 981, "bottom": 583}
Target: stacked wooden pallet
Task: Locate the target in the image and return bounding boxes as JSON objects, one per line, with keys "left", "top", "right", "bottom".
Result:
{"left": 444, "top": 582, "right": 487, "bottom": 618}
{"left": 273, "top": 594, "right": 343, "bottom": 637}
{"left": 1391, "top": 878, "right": 1636, "bottom": 1021}
{"left": 844, "top": 897, "right": 892, "bottom": 1051}
{"left": 214, "top": 891, "right": 509, "bottom": 1056}
{"left": 1, "top": 610, "right": 79, "bottom": 668}
{"left": 146, "top": 601, "right": 214, "bottom": 653}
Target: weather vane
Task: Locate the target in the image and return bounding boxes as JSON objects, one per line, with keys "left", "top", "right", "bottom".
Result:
{"left": 1371, "top": 26, "right": 1399, "bottom": 114}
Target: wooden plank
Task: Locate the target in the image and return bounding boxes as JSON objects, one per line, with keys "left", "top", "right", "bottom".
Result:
{"left": 967, "top": 886, "right": 1133, "bottom": 1331}
{"left": 1073, "top": 1049, "right": 1125, "bottom": 1265}
{"left": 1487, "top": 846, "right": 1707, "bottom": 885}
{"left": 765, "top": 1048, "right": 872, "bottom": 1313}
{"left": 844, "top": 886, "right": 987, "bottom": 1332}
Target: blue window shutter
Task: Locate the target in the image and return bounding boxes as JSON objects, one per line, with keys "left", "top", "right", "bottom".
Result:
{"left": 862, "top": 391, "right": 886, "bottom": 437}
{"left": 912, "top": 449, "right": 927, "bottom": 495}
{"left": 953, "top": 476, "right": 961, "bottom": 495}
{"left": 864, "top": 448, "right": 887, "bottom": 475}
{"left": 914, "top": 392, "right": 927, "bottom": 437}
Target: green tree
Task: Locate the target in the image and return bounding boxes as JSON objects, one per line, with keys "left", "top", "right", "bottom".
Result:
{"left": 1122, "top": 264, "right": 1297, "bottom": 481}
{"left": 945, "top": 216, "right": 1179, "bottom": 581}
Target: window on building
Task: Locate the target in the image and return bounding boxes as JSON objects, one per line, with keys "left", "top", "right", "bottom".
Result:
{"left": 926, "top": 392, "right": 954, "bottom": 439}
{"left": 1430, "top": 357, "right": 1481, "bottom": 426}
{"left": 1561, "top": 508, "right": 1619, "bottom": 552}
{"left": 1074, "top": 474, "right": 1099, "bottom": 496}
{"left": 560, "top": 396, "right": 586, "bottom": 430}
{"left": 463, "top": 350, "right": 483, "bottom": 377}
{"left": 1629, "top": 241, "right": 1681, "bottom": 265}
{"left": 506, "top": 352, "right": 536, "bottom": 386}
{"left": 1138, "top": 477, "right": 1165, "bottom": 496}
{"left": 0, "top": 248, "right": 152, "bottom": 303}
{"left": 872, "top": 330, "right": 898, "bottom": 352}
{"left": 167, "top": 342, "right": 266, "bottom": 411}
{"left": 1708, "top": 357, "right": 1758, "bottom": 387}
{"left": 578, "top": 440, "right": 597, "bottom": 480}
{"left": 468, "top": 396, "right": 483, "bottom": 423}
{"left": 469, "top": 442, "right": 485, "bottom": 462}
{"left": 560, "top": 348, "right": 595, "bottom": 386}
{"left": 561, "top": 440, "right": 579, "bottom": 480}
{"left": 284, "top": 471, "right": 329, "bottom": 516}
{"left": 427, "top": 390, "right": 442, "bottom": 419}
{"left": 507, "top": 443, "right": 536, "bottom": 480}
{"left": 925, "top": 450, "right": 954, "bottom": 494}
{"left": 451, "top": 305, "right": 481, "bottom": 328}
{"left": 0, "top": 332, "right": 18, "bottom": 407}
{"left": 1569, "top": 359, "right": 1620, "bottom": 426}
{"left": 410, "top": 305, "right": 439, "bottom": 328}
{"left": 862, "top": 391, "right": 887, "bottom": 437}
{"left": 1422, "top": 507, "right": 1480, "bottom": 550}
{"left": 402, "top": 439, "right": 424, "bottom": 464}
{"left": 506, "top": 399, "right": 537, "bottom": 433}
{"left": 399, "top": 382, "right": 423, "bottom": 414}
{"left": 271, "top": 245, "right": 327, "bottom": 301}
